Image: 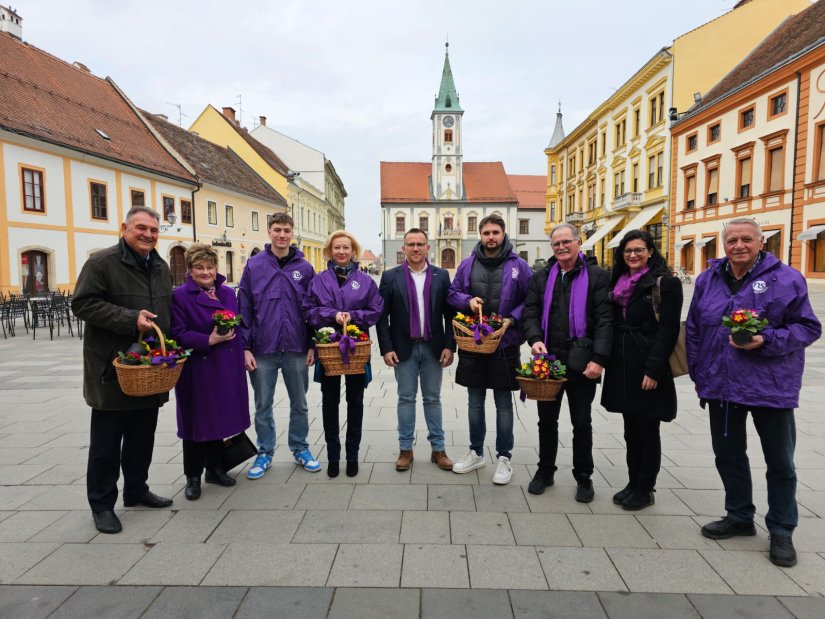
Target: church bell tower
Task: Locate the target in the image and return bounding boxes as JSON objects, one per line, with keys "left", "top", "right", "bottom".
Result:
{"left": 431, "top": 43, "right": 464, "bottom": 201}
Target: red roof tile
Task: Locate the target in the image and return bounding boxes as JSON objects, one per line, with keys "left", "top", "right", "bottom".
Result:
{"left": 144, "top": 112, "right": 286, "bottom": 206}
{"left": 508, "top": 174, "right": 547, "bottom": 209}
{"left": 380, "top": 161, "right": 517, "bottom": 203}
{"left": 208, "top": 106, "right": 290, "bottom": 176}
{"left": 0, "top": 33, "right": 195, "bottom": 183}
{"left": 360, "top": 250, "right": 379, "bottom": 261}
{"left": 689, "top": 1, "right": 825, "bottom": 116}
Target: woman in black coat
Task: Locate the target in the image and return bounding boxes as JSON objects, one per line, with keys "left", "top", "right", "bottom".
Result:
{"left": 601, "top": 229, "right": 683, "bottom": 511}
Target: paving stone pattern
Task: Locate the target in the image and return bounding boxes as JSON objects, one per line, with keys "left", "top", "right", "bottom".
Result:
{"left": 1, "top": 283, "right": 825, "bottom": 617}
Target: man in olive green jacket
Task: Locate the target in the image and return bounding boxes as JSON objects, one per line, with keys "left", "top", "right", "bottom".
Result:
{"left": 72, "top": 206, "right": 174, "bottom": 534}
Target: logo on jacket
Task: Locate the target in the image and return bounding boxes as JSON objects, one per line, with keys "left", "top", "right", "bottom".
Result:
{"left": 752, "top": 280, "right": 767, "bottom": 294}
{"left": 292, "top": 270, "right": 302, "bottom": 281}
{"left": 351, "top": 281, "right": 361, "bottom": 290}
{"left": 512, "top": 267, "right": 519, "bottom": 280}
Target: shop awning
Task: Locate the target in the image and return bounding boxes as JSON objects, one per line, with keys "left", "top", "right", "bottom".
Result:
{"left": 606, "top": 205, "right": 665, "bottom": 248}
{"left": 580, "top": 216, "right": 624, "bottom": 251}
{"left": 695, "top": 237, "right": 714, "bottom": 248}
{"left": 762, "top": 229, "right": 780, "bottom": 241}
{"left": 798, "top": 225, "right": 825, "bottom": 241}
{"left": 674, "top": 239, "right": 693, "bottom": 250}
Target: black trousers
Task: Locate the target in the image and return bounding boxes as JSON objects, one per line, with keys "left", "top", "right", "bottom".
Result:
{"left": 321, "top": 373, "right": 365, "bottom": 462}
{"left": 182, "top": 439, "right": 224, "bottom": 477}
{"left": 622, "top": 413, "right": 661, "bottom": 492}
{"left": 536, "top": 379, "right": 597, "bottom": 483}
{"left": 87, "top": 407, "right": 158, "bottom": 513}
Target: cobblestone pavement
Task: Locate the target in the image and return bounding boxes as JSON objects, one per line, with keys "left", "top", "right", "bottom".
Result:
{"left": 1, "top": 284, "right": 825, "bottom": 617}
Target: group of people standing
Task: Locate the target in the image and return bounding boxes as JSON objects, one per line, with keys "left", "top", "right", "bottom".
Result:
{"left": 73, "top": 206, "right": 819, "bottom": 570}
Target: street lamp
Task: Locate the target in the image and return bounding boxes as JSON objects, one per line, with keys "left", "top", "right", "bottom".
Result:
{"left": 159, "top": 212, "right": 177, "bottom": 232}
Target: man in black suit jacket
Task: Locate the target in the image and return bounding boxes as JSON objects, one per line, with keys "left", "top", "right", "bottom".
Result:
{"left": 378, "top": 228, "right": 456, "bottom": 472}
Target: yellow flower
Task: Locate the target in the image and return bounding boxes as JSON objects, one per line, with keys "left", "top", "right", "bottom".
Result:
{"left": 346, "top": 325, "right": 359, "bottom": 334}
{"left": 455, "top": 313, "right": 466, "bottom": 321}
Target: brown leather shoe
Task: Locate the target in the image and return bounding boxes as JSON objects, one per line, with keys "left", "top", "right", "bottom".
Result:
{"left": 431, "top": 451, "right": 454, "bottom": 470}
{"left": 396, "top": 450, "right": 414, "bottom": 471}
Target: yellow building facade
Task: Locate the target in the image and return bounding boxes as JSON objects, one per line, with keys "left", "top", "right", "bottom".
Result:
{"left": 545, "top": 0, "right": 809, "bottom": 268}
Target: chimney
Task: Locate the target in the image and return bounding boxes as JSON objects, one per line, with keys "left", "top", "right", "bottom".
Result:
{"left": 222, "top": 107, "right": 236, "bottom": 122}
{"left": 259, "top": 116, "right": 267, "bottom": 127}
{"left": 73, "top": 61, "right": 91, "bottom": 73}
{"left": 155, "top": 114, "right": 168, "bottom": 121}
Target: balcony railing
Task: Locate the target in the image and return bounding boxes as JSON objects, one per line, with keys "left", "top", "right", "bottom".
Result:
{"left": 438, "top": 227, "right": 462, "bottom": 238}
{"left": 566, "top": 211, "right": 585, "bottom": 223}
{"left": 612, "top": 192, "right": 643, "bottom": 210}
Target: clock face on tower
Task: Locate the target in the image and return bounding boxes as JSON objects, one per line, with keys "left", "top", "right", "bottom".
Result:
{"left": 442, "top": 115, "right": 455, "bottom": 127}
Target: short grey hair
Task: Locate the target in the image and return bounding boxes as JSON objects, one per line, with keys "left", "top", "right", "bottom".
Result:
{"left": 550, "top": 222, "right": 581, "bottom": 240}
{"left": 723, "top": 217, "right": 763, "bottom": 241}
{"left": 125, "top": 205, "right": 161, "bottom": 223}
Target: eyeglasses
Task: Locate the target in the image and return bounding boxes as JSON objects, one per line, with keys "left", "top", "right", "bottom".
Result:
{"left": 623, "top": 248, "right": 649, "bottom": 256}
{"left": 551, "top": 239, "right": 576, "bottom": 249}
{"left": 405, "top": 243, "right": 428, "bottom": 248}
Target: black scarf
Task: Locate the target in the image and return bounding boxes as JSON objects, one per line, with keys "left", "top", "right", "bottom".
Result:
{"left": 473, "top": 235, "right": 513, "bottom": 268}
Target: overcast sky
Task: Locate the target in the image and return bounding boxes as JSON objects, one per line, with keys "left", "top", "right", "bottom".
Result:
{"left": 19, "top": 0, "right": 745, "bottom": 253}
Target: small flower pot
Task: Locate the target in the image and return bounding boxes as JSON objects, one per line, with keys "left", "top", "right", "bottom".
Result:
{"left": 731, "top": 331, "right": 754, "bottom": 345}
{"left": 216, "top": 325, "right": 231, "bottom": 336}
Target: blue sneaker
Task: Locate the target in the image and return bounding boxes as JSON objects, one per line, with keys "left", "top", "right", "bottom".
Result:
{"left": 246, "top": 454, "right": 272, "bottom": 480}
{"left": 293, "top": 449, "right": 321, "bottom": 473}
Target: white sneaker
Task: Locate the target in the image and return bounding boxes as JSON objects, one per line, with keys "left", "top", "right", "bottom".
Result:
{"left": 493, "top": 456, "right": 513, "bottom": 485}
{"left": 452, "top": 450, "right": 485, "bottom": 473}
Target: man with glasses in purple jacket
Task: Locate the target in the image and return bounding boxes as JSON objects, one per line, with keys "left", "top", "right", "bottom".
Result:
{"left": 687, "top": 217, "right": 821, "bottom": 568}
{"left": 239, "top": 213, "right": 320, "bottom": 478}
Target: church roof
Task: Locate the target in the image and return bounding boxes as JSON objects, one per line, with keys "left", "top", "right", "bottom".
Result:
{"left": 508, "top": 174, "right": 547, "bottom": 209}
{"left": 547, "top": 108, "right": 565, "bottom": 149}
{"left": 433, "top": 44, "right": 463, "bottom": 113}
{"left": 380, "top": 161, "right": 517, "bottom": 204}
{"left": 0, "top": 32, "right": 195, "bottom": 184}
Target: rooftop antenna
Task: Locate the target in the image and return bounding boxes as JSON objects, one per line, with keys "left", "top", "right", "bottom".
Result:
{"left": 235, "top": 94, "right": 243, "bottom": 127}
{"left": 166, "top": 103, "right": 187, "bottom": 127}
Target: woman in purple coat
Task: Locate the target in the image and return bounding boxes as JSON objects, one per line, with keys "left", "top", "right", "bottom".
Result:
{"left": 171, "top": 244, "right": 250, "bottom": 500}
{"left": 302, "top": 231, "right": 383, "bottom": 478}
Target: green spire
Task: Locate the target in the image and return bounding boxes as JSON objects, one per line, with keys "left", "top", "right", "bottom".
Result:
{"left": 433, "top": 42, "right": 462, "bottom": 113}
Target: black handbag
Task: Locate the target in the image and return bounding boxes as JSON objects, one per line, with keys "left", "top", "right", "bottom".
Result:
{"left": 566, "top": 337, "right": 593, "bottom": 375}
{"left": 222, "top": 432, "right": 257, "bottom": 472}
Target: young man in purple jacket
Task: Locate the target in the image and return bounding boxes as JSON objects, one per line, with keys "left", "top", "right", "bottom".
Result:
{"left": 686, "top": 218, "right": 821, "bottom": 568}
{"left": 447, "top": 214, "right": 532, "bottom": 485}
{"left": 238, "top": 213, "right": 320, "bottom": 478}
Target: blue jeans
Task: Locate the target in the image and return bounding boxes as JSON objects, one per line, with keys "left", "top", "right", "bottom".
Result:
{"left": 249, "top": 352, "right": 309, "bottom": 455}
{"left": 395, "top": 342, "right": 445, "bottom": 451}
{"left": 467, "top": 387, "right": 513, "bottom": 459}
{"left": 708, "top": 401, "right": 797, "bottom": 535}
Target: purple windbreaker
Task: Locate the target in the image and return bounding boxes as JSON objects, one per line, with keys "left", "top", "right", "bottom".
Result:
{"left": 238, "top": 245, "right": 315, "bottom": 354}
{"left": 447, "top": 250, "right": 532, "bottom": 349}
{"left": 302, "top": 262, "right": 384, "bottom": 333}
{"left": 686, "top": 252, "right": 821, "bottom": 409}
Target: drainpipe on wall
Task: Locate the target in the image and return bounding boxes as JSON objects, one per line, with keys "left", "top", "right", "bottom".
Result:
{"left": 191, "top": 183, "right": 200, "bottom": 243}
{"left": 788, "top": 71, "right": 802, "bottom": 265}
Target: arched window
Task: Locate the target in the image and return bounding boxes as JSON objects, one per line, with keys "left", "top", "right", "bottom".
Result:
{"left": 169, "top": 246, "right": 186, "bottom": 287}
{"left": 21, "top": 250, "right": 49, "bottom": 295}
{"left": 444, "top": 130, "right": 453, "bottom": 143}
{"left": 441, "top": 248, "right": 456, "bottom": 269}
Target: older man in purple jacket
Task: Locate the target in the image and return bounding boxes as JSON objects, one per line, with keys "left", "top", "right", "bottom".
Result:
{"left": 239, "top": 213, "right": 320, "bottom": 479}
{"left": 686, "top": 217, "right": 821, "bottom": 568}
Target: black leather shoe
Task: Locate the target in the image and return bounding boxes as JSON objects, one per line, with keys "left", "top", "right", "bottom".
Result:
{"left": 328, "top": 462, "right": 340, "bottom": 478}
{"left": 612, "top": 484, "right": 634, "bottom": 505}
{"left": 123, "top": 490, "right": 173, "bottom": 508}
{"left": 184, "top": 476, "right": 201, "bottom": 501}
{"left": 527, "top": 472, "right": 554, "bottom": 495}
{"left": 205, "top": 469, "right": 236, "bottom": 487}
{"left": 92, "top": 510, "right": 122, "bottom": 534}
{"left": 346, "top": 461, "right": 359, "bottom": 477}
{"left": 701, "top": 517, "right": 756, "bottom": 540}
{"left": 621, "top": 490, "right": 655, "bottom": 511}
{"left": 575, "top": 479, "right": 595, "bottom": 503}
{"left": 769, "top": 534, "right": 797, "bottom": 567}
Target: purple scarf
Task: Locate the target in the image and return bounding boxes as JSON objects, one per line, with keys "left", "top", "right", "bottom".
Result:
{"left": 611, "top": 266, "right": 650, "bottom": 319}
{"left": 541, "top": 253, "right": 589, "bottom": 346}
{"left": 403, "top": 261, "right": 432, "bottom": 340}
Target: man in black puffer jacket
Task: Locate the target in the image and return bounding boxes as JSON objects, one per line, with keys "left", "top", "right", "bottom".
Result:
{"left": 523, "top": 223, "right": 612, "bottom": 502}
{"left": 447, "top": 215, "right": 532, "bottom": 485}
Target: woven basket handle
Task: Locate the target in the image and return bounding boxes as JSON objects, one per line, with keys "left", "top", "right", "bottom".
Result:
{"left": 137, "top": 321, "right": 167, "bottom": 356}
{"left": 477, "top": 303, "right": 483, "bottom": 324}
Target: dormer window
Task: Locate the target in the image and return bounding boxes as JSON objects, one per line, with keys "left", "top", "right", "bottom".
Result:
{"left": 445, "top": 96, "right": 452, "bottom": 108}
